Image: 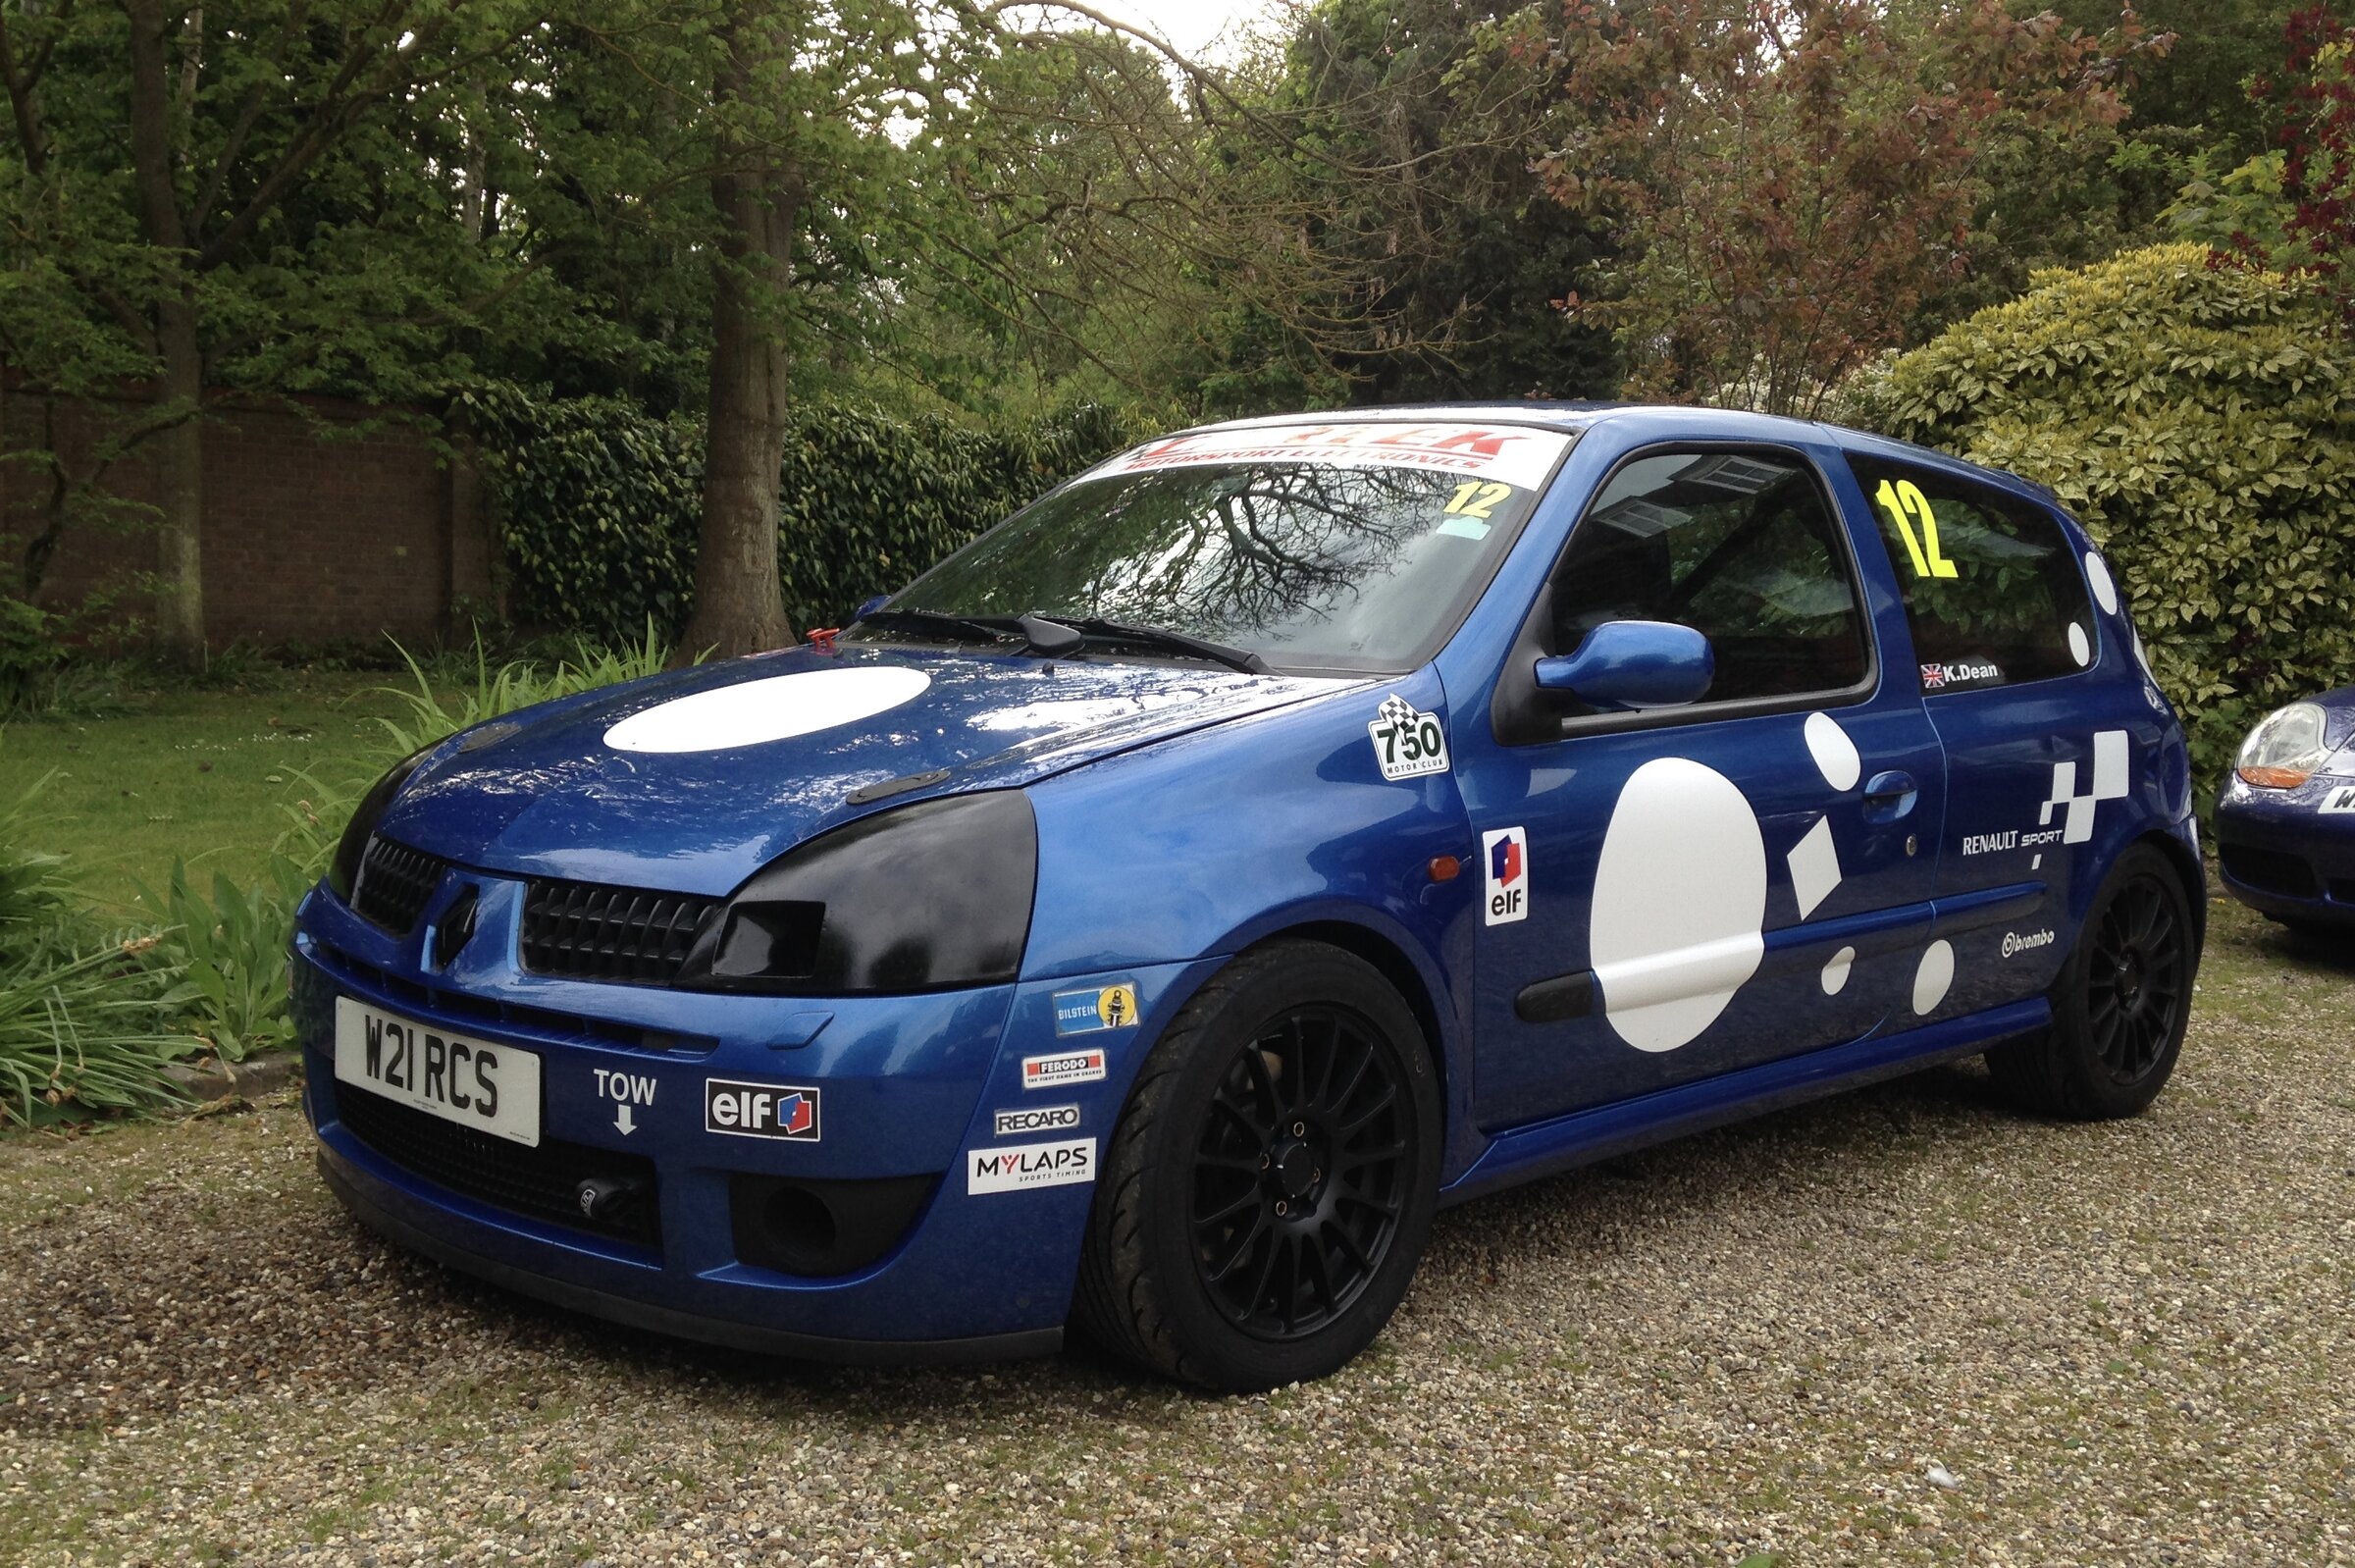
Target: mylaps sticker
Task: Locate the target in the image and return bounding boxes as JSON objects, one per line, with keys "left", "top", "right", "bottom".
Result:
{"left": 1022, "top": 1048, "right": 1108, "bottom": 1090}
{"left": 1368, "top": 694, "right": 1450, "bottom": 782}
{"left": 1482, "top": 825, "right": 1529, "bottom": 926}
{"left": 1053, "top": 983, "right": 1139, "bottom": 1035}
{"left": 968, "top": 1137, "right": 1095, "bottom": 1195}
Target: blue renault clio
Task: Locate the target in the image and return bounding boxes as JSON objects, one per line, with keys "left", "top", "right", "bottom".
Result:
{"left": 296, "top": 405, "right": 2202, "bottom": 1390}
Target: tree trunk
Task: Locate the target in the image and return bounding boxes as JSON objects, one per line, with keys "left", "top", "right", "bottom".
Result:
{"left": 128, "top": 0, "right": 205, "bottom": 667}
{"left": 678, "top": 30, "right": 799, "bottom": 662}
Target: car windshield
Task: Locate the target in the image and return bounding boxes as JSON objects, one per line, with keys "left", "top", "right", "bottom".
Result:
{"left": 851, "top": 422, "right": 1577, "bottom": 673}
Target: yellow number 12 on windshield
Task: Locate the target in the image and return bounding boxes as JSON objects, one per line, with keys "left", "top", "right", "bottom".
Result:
{"left": 1443, "top": 481, "right": 1514, "bottom": 520}
{"left": 1875, "top": 479, "right": 1958, "bottom": 580}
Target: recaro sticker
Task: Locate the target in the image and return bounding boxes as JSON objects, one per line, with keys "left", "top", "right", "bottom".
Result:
{"left": 1052, "top": 984, "right": 1139, "bottom": 1035}
{"left": 1022, "top": 1048, "right": 1108, "bottom": 1089}
{"left": 2321, "top": 784, "right": 2355, "bottom": 814}
{"left": 1482, "top": 826, "right": 1529, "bottom": 925}
{"left": 705, "top": 1077, "right": 819, "bottom": 1141}
{"left": 1369, "top": 695, "right": 1450, "bottom": 781}
{"left": 968, "top": 1137, "right": 1095, "bottom": 1194}
{"left": 993, "top": 1103, "right": 1080, "bottom": 1138}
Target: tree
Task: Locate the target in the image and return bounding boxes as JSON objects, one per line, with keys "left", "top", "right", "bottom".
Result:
{"left": 1537, "top": 0, "right": 2153, "bottom": 415}
{"left": 0, "top": 0, "right": 570, "bottom": 663}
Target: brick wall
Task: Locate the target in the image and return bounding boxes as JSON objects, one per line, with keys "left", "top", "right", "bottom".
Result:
{"left": 1, "top": 388, "right": 496, "bottom": 649}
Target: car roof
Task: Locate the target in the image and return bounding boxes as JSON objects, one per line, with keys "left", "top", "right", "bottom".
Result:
{"left": 1177, "top": 402, "right": 2063, "bottom": 512}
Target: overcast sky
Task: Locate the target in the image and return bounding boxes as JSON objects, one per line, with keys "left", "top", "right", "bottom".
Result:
{"left": 1044, "top": 0, "right": 1286, "bottom": 64}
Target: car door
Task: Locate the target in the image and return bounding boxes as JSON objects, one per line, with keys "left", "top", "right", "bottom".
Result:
{"left": 1843, "top": 452, "right": 2155, "bottom": 1021}
{"left": 1457, "top": 442, "right": 1945, "bottom": 1128}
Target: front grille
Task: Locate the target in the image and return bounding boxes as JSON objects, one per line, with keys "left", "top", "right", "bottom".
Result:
{"left": 352, "top": 836, "right": 445, "bottom": 932}
{"left": 520, "top": 878, "right": 719, "bottom": 986}
{"left": 336, "top": 1083, "right": 660, "bottom": 1247}
{"left": 2220, "top": 842, "right": 2318, "bottom": 899}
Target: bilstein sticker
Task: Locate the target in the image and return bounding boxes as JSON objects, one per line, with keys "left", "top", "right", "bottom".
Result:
{"left": 968, "top": 1137, "right": 1095, "bottom": 1194}
{"left": 1053, "top": 984, "right": 1138, "bottom": 1035}
{"left": 1022, "top": 1048, "right": 1108, "bottom": 1089}
{"left": 993, "top": 1103, "right": 1080, "bottom": 1138}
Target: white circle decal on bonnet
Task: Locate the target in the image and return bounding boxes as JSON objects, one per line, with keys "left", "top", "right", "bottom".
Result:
{"left": 1803, "top": 711, "right": 1860, "bottom": 791}
{"left": 2084, "top": 551, "right": 2120, "bottom": 615}
{"left": 1590, "top": 758, "right": 1767, "bottom": 1053}
{"left": 603, "top": 666, "right": 932, "bottom": 754}
{"left": 1912, "top": 939, "right": 1955, "bottom": 1016}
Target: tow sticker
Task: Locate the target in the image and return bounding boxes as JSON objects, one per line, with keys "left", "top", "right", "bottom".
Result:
{"left": 1369, "top": 695, "right": 1450, "bottom": 781}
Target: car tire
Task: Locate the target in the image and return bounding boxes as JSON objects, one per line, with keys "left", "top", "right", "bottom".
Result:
{"left": 1072, "top": 940, "right": 1441, "bottom": 1391}
{"left": 1986, "top": 843, "right": 2196, "bottom": 1120}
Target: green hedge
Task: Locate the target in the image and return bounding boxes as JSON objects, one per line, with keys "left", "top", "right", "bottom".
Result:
{"left": 468, "top": 388, "right": 1142, "bottom": 646}
{"left": 1851, "top": 242, "right": 2355, "bottom": 790}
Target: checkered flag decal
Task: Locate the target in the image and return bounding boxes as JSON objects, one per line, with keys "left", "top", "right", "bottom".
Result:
{"left": 1377, "top": 695, "right": 1416, "bottom": 729}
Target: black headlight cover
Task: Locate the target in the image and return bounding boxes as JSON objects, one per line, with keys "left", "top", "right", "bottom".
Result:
{"left": 326, "top": 745, "right": 438, "bottom": 901}
{"left": 682, "top": 791, "right": 1038, "bottom": 995}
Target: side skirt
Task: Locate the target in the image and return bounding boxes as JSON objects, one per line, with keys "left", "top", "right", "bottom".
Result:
{"left": 1439, "top": 998, "right": 2049, "bottom": 1208}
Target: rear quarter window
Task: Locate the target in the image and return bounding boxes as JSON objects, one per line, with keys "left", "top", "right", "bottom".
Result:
{"left": 1848, "top": 456, "right": 2097, "bottom": 695}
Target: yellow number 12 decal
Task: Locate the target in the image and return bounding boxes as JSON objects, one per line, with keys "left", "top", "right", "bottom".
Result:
{"left": 1443, "top": 481, "right": 1515, "bottom": 519}
{"left": 1876, "top": 479, "right": 1958, "bottom": 579}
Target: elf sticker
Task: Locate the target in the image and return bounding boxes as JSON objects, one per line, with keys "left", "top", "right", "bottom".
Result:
{"left": 1482, "top": 826, "right": 1529, "bottom": 925}
{"left": 1368, "top": 695, "right": 1450, "bottom": 782}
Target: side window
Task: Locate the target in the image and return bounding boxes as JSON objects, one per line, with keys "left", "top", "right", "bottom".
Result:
{"left": 1548, "top": 448, "right": 1869, "bottom": 704}
{"left": 1849, "top": 457, "right": 2095, "bottom": 694}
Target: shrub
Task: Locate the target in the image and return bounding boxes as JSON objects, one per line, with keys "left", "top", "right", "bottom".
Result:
{"left": 0, "top": 597, "right": 62, "bottom": 715}
{"left": 469, "top": 386, "right": 1142, "bottom": 646}
{"left": 1849, "top": 242, "right": 2355, "bottom": 790}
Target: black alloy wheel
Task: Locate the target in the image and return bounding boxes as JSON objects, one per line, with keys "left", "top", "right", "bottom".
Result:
{"left": 1988, "top": 843, "right": 2199, "bottom": 1120}
{"left": 2082, "top": 873, "right": 2187, "bottom": 1086}
{"left": 1073, "top": 941, "right": 1440, "bottom": 1391}
{"left": 1190, "top": 1005, "right": 1411, "bottom": 1341}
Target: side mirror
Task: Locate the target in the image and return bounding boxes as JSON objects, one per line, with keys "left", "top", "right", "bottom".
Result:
{"left": 853, "top": 595, "right": 889, "bottom": 622}
{"left": 1533, "top": 620, "right": 1714, "bottom": 710}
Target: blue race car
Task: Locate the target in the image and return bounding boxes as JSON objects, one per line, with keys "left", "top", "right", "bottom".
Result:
{"left": 296, "top": 405, "right": 2203, "bottom": 1390}
{"left": 2216, "top": 691, "right": 2355, "bottom": 929}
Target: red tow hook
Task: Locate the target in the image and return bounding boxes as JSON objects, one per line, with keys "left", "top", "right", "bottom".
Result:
{"left": 807, "top": 626, "right": 841, "bottom": 653}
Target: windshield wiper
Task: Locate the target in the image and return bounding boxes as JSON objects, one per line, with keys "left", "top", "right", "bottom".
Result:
{"left": 1039, "top": 614, "right": 1268, "bottom": 675}
{"left": 851, "top": 607, "right": 1020, "bottom": 647}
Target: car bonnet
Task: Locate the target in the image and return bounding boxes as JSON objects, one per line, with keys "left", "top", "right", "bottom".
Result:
{"left": 372, "top": 644, "right": 1363, "bottom": 895}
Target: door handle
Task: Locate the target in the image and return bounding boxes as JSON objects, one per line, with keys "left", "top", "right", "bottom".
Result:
{"left": 1861, "top": 769, "right": 1918, "bottom": 823}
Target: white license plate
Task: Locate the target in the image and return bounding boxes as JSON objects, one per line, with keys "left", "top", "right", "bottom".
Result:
{"left": 334, "top": 998, "right": 542, "bottom": 1147}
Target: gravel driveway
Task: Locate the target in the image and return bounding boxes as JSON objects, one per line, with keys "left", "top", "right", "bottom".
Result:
{"left": 4, "top": 897, "right": 2351, "bottom": 1566}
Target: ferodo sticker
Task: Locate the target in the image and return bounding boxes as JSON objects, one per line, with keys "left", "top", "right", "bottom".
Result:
{"left": 705, "top": 1078, "right": 819, "bottom": 1141}
{"left": 1023, "top": 1048, "right": 1108, "bottom": 1089}
{"left": 2321, "top": 784, "right": 2355, "bottom": 814}
{"left": 993, "top": 1103, "right": 1080, "bottom": 1138}
{"left": 1369, "top": 695, "right": 1450, "bottom": 781}
{"left": 1083, "top": 422, "right": 1572, "bottom": 492}
{"left": 1052, "top": 984, "right": 1138, "bottom": 1036}
{"left": 968, "top": 1137, "right": 1095, "bottom": 1194}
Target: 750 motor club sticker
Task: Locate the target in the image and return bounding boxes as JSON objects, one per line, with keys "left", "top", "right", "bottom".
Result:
{"left": 1368, "top": 695, "right": 1450, "bottom": 782}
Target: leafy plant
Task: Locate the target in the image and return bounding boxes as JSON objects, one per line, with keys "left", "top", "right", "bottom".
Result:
{"left": 0, "top": 599, "right": 63, "bottom": 716}
{"left": 0, "top": 933, "right": 193, "bottom": 1124}
{"left": 132, "top": 861, "right": 304, "bottom": 1064}
{"left": 1850, "top": 241, "right": 2355, "bottom": 796}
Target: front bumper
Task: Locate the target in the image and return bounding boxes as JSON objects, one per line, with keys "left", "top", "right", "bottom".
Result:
{"left": 2214, "top": 774, "right": 2355, "bottom": 926}
{"left": 295, "top": 880, "right": 1208, "bottom": 1357}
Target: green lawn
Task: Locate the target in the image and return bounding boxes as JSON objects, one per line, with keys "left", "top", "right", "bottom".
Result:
{"left": 0, "top": 671, "right": 413, "bottom": 911}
